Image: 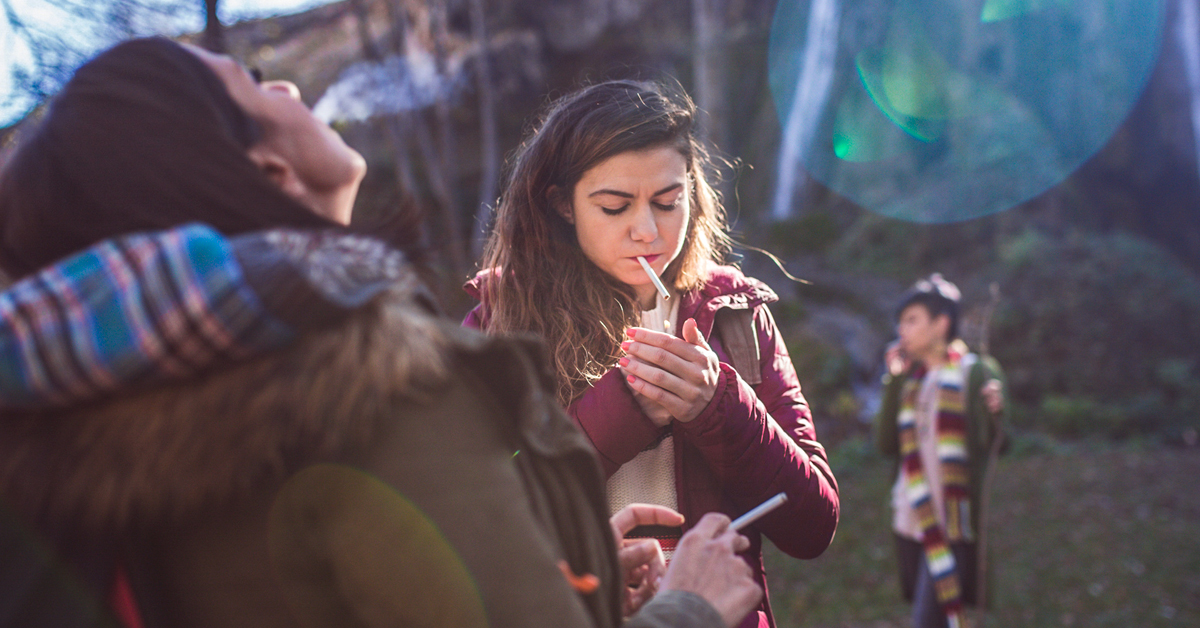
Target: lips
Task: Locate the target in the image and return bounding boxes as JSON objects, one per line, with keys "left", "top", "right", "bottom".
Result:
{"left": 635, "top": 254, "right": 661, "bottom": 263}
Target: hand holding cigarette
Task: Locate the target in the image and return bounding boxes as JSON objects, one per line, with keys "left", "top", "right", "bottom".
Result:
{"left": 660, "top": 512, "right": 762, "bottom": 628}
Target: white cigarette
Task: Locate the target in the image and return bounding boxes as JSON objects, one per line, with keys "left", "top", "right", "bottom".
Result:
{"left": 637, "top": 256, "right": 670, "bottom": 301}
{"left": 730, "top": 492, "right": 788, "bottom": 531}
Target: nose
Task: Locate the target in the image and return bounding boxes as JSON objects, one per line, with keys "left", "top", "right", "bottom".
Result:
{"left": 629, "top": 204, "right": 659, "bottom": 243}
{"left": 263, "top": 80, "right": 302, "bottom": 102}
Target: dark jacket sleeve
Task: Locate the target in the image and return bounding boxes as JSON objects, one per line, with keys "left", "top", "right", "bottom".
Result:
{"left": 968, "top": 355, "right": 1010, "bottom": 455}
{"left": 625, "top": 591, "right": 724, "bottom": 628}
{"left": 677, "top": 304, "right": 839, "bottom": 559}
{"left": 874, "top": 370, "right": 906, "bottom": 458}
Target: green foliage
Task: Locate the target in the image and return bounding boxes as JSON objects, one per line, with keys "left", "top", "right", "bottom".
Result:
{"left": 1037, "top": 394, "right": 1164, "bottom": 439}
{"left": 827, "top": 213, "right": 926, "bottom": 277}
{"left": 993, "top": 229, "right": 1200, "bottom": 439}
{"left": 784, "top": 328, "right": 857, "bottom": 425}
{"left": 766, "top": 442, "right": 1200, "bottom": 628}
{"left": 765, "top": 213, "right": 841, "bottom": 256}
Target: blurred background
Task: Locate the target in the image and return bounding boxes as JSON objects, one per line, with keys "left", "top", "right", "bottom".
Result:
{"left": 2, "top": 0, "right": 1198, "bottom": 626}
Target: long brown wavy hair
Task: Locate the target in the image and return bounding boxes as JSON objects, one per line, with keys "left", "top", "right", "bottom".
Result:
{"left": 480, "top": 80, "right": 731, "bottom": 405}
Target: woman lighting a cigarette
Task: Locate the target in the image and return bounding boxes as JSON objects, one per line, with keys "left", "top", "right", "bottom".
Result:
{"left": 465, "top": 80, "right": 839, "bottom": 628}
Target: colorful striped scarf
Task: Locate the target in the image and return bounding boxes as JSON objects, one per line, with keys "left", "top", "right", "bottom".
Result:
{"left": 0, "top": 223, "right": 412, "bottom": 411}
{"left": 897, "top": 348, "right": 972, "bottom": 628}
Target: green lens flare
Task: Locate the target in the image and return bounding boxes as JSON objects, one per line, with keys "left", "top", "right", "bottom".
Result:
{"left": 768, "top": 0, "right": 1163, "bottom": 223}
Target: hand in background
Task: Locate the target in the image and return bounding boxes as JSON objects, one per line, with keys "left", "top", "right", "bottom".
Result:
{"left": 610, "top": 504, "right": 683, "bottom": 616}
{"left": 660, "top": 512, "right": 762, "bottom": 628}
{"left": 885, "top": 340, "right": 909, "bottom": 377}
{"left": 982, "top": 378, "right": 1004, "bottom": 414}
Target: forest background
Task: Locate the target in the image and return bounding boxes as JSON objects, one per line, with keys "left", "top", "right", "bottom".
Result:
{"left": 2, "top": 0, "right": 1198, "bottom": 626}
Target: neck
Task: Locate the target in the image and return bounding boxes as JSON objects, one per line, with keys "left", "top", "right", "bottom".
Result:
{"left": 635, "top": 285, "right": 658, "bottom": 311}
{"left": 921, "top": 343, "right": 948, "bottom": 370}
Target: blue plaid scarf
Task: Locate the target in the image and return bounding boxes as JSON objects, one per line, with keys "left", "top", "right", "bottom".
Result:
{"left": 0, "top": 223, "right": 412, "bottom": 411}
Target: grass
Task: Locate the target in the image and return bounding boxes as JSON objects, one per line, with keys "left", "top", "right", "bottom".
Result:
{"left": 764, "top": 437, "right": 1200, "bottom": 628}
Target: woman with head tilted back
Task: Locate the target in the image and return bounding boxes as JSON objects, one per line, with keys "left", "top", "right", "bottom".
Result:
{"left": 0, "top": 39, "right": 760, "bottom": 628}
{"left": 466, "top": 80, "right": 840, "bottom": 628}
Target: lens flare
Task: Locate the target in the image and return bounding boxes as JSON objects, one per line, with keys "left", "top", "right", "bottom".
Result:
{"left": 269, "top": 464, "right": 488, "bottom": 627}
{"left": 768, "top": 0, "right": 1163, "bottom": 223}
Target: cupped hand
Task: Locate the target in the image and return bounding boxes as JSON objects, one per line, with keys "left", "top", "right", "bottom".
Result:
{"left": 610, "top": 504, "right": 685, "bottom": 616}
{"left": 619, "top": 319, "right": 720, "bottom": 423}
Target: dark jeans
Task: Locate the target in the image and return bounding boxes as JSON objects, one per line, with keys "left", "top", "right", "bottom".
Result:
{"left": 895, "top": 535, "right": 977, "bottom": 628}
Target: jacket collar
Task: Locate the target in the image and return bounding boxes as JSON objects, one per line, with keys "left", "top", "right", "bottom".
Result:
{"left": 678, "top": 262, "right": 777, "bottom": 336}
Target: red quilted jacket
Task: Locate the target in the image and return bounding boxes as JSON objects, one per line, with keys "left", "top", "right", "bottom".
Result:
{"left": 464, "top": 263, "right": 840, "bottom": 628}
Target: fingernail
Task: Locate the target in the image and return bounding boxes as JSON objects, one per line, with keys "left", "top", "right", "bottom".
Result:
{"left": 621, "top": 340, "right": 631, "bottom": 351}
{"left": 619, "top": 357, "right": 629, "bottom": 367}
{"left": 627, "top": 375, "right": 636, "bottom": 384}
{"left": 626, "top": 328, "right": 636, "bottom": 338}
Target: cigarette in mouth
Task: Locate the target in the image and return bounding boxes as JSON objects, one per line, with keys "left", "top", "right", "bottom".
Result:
{"left": 730, "top": 492, "right": 788, "bottom": 531}
{"left": 637, "top": 256, "right": 670, "bottom": 301}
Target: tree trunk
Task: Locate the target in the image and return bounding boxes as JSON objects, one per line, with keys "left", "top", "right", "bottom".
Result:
{"left": 202, "top": 0, "right": 225, "bottom": 53}
{"left": 349, "top": 0, "right": 383, "bottom": 61}
{"left": 692, "top": 0, "right": 728, "bottom": 151}
{"left": 469, "top": 0, "right": 499, "bottom": 259}
{"left": 429, "top": 0, "right": 468, "bottom": 277}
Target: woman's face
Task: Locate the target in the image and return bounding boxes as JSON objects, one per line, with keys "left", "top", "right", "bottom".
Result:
{"left": 183, "top": 44, "right": 366, "bottom": 224}
{"left": 566, "top": 146, "right": 690, "bottom": 309}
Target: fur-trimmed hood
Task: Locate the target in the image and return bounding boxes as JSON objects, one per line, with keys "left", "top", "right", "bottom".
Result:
{"left": 0, "top": 289, "right": 454, "bottom": 534}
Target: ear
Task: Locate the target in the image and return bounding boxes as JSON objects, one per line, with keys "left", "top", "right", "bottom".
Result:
{"left": 547, "top": 185, "right": 574, "bottom": 224}
{"left": 246, "top": 145, "right": 308, "bottom": 201}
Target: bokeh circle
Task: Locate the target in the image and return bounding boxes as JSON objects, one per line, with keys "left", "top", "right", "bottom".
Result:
{"left": 768, "top": 0, "right": 1164, "bottom": 223}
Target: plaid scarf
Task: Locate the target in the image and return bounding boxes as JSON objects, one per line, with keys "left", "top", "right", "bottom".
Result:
{"left": 897, "top": 347, "right": 972, "bottom": 628}
{"left": 0, "top": 223, "right": 413, "bottom": 411}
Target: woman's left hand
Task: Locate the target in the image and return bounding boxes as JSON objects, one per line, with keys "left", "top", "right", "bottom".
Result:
{"left": 619, "top": 318, "right": 720, "bottom": 423}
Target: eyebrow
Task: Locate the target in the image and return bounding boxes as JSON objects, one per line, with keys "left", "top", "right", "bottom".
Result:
{"left": 587, "top": 183, "right": 683, "bottom": 199}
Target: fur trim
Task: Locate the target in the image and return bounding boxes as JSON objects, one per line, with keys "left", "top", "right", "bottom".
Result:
{"left": 0, "top": 288, "right": 451, "bottom": 533}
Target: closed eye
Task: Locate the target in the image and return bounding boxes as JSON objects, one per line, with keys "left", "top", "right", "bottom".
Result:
{"left": 601, "top": 204, "right": 629, "bottom": 216}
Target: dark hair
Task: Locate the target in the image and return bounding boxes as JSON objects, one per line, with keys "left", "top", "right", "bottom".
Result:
{"left": 479, "top": 79, "right": 731, "bottom": 404}
{"left": 896, "top": 273, "right": 961, "bottom": 342}
{"left": 0, "top": 37, "right": 342, "bottom": 278}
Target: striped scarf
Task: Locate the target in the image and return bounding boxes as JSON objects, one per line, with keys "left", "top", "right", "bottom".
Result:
{"left": 0, "top": 223, "right": 411, "bottom": 411}
{"left": 897, "top": 348, "right": 972, "bottom": 628}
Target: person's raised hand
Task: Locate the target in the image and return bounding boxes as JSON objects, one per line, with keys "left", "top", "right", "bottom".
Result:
{"left": 885, "top": 340, "right": 909, "bottom": 377}
{"left": 659, "top": 512, "right": 762, "bottom": 628}
{"left": 982, "top": 378, "right": 1004, "bottom": 415}
{"left": 619, "top": 319, "right": 720, "bottom": 423}
{"left": 610, "top": 504, "right": 684, "bottom": 616}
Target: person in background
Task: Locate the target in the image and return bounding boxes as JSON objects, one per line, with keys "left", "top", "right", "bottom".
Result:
{"left": 874, "top": 273, "right": 1009, "bottom": 628}
{"left": 465, "top": 79, "right": 839, "bottom": 628}
{"left": 0, "top": 37, "right": 758, "bottom": 628}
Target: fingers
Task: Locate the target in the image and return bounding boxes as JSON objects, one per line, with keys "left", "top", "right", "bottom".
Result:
{"left": 688, "top": 511, "right": 732, "bottom": 538}
{"left": 626, "top": 324, "right": 711, "bottom": 366}
{"left": 618, "top": 538, "right": 664, "bottom": 575}
{"left": 611, "top": 504, "right": 685, "bottom": 537}
{"left": 621, "top": 336, "right": 696, "bottom": 376}
{"left": 620, "top": 356, "right": 690, "bottom": 397}
{"left": 681, "top": 318, "right": 710, "bottom": 349}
